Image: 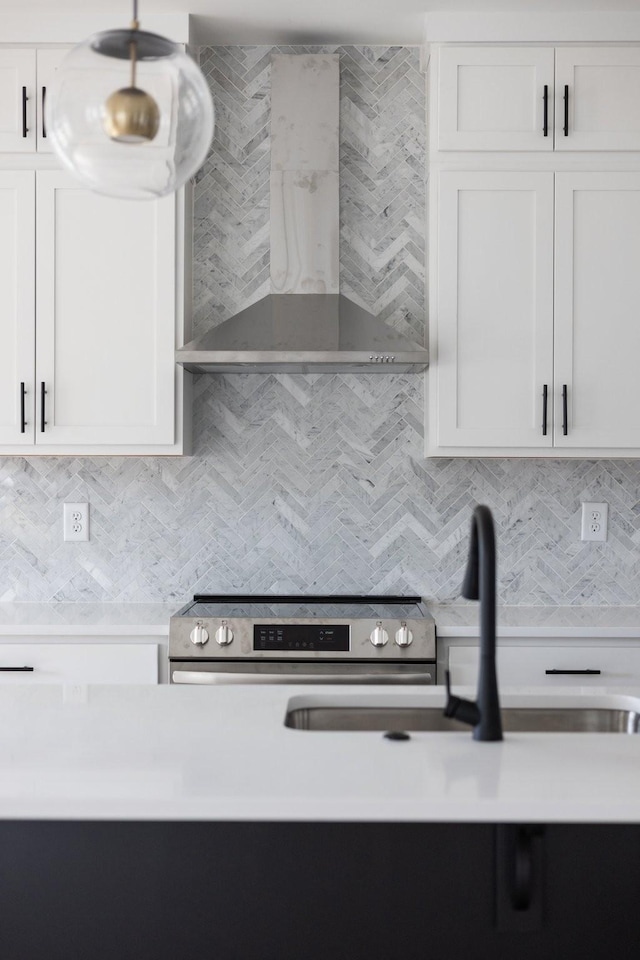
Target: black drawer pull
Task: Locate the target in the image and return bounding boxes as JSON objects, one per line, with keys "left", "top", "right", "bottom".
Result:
{"left": 563, "top": 84, "right": 569, "bottom": 136}
{"left": 42, "top": 86, "right": 47, "bottom": 138}
{"left": 545, "top": 669, "right": 601, "bottom": 676}
{"left": 543, "top": 85, "right": 549, "bottom": 137}
{"left": 562, "top": 383, "right": 568, "bottom": 436}
{"left": 0, "top": 666, "right": 34, "bottom": 672}
{"left": 40, "top": 381, "right": 47, "bottom": 432}
{"left": 20, "top": 382, "right": 27, "bottom": 433}
{"left": 22, "top": 86, "right": 28, "bottom": 137}
{"left": 541, "top": 384, "right": 548, "bottom": 436}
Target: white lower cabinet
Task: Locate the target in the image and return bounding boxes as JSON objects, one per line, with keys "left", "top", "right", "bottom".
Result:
{"left": 0, "top": 642, "right": 158, "bottom": 684}
{"left": 446, "top": 641, "right": 640, "bottom": 688}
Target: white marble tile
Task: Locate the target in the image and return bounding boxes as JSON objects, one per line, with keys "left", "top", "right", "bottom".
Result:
{"left": 3, "top": 47, "right": 640, "bottom": 609}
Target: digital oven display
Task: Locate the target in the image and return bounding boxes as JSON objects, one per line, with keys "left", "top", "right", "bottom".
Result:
{"left": 254, "top": 624, "right": 350, "bottom": 652}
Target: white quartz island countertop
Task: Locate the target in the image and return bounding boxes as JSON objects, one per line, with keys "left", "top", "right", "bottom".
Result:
{"left": 1, "top": 683, "right": 639, "bottom": 824}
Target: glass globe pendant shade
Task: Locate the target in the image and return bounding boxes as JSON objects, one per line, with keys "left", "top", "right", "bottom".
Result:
{"left": 46, "top": 26, "right": 214, "bottom": 199}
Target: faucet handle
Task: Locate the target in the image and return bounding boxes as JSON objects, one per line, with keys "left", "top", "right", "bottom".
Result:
{"left": 443, "top": 670, "right": 481, "bottom": 727}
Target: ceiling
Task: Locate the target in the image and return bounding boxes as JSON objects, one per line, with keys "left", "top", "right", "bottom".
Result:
{"left": 0, "top": 0, "right": 637, "bottom": 45}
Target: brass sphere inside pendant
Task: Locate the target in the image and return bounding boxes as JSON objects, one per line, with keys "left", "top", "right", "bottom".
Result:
{"left": 104, "top": 86, "right": 160, "bottom": 143}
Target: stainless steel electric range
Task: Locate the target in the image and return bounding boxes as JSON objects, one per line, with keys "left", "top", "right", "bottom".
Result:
{"left": 169, "top": 595, "right": 436, "bottom": 685}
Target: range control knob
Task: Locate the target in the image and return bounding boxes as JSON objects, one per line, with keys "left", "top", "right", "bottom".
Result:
{"left": 395, "top": 624, "right": 413, "bottom": 647}
{"left": 370, "top": 622, "right": 389, "bottom": 647}
{"left": 215, "top": 623, "right": 234, "bottom": 646}
{"left": 189, "top": 623, "right": 209, "bottom": 646}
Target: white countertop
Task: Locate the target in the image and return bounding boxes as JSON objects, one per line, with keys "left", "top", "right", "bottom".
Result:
{"left": 1, "top": 683, "right": 639, "bottom": 824}
{"left": 0, "top": 603, "right": 176, "bottom": 636}
{"left": 430, "top": 604, "right": 640, "bottom": 638}
{"left": 1, "top": 602, "right": 640, "bottom": 639}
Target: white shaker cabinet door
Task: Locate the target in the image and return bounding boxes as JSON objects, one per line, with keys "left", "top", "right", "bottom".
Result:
{"left": 556, "top": 48, "right": 640, "bottom": 151}
{"left": 430, "top": 171, "right": 554, "bottom": 452}
{"left": 437, "top": 46, "right": 554, "bottom": 151}
{"left": 0, "top": 171, "right": 35, "bottom": 446}
{"left": 0, "top": 50, "right": 36, "bottom": 152}
{"left": 554, "top": 172, "right": 640, "bottom": 449}
{"left": 34, "top": 171, "right": 177, "bottom": 447}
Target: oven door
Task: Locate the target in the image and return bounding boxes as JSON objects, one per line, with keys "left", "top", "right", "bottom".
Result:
{"left": 170, "top": 661, "right": 435, "bottom": 685}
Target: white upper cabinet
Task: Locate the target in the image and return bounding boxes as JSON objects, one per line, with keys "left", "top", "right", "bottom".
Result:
{"left": 430, "top": 171, "right": 554, "bottom": 452}
{"left": 437, "top": 47, "right": 554, "bottom": 151}
{"left": 0, "top": 171, "right": 35, "bottom": 446}
{"left": 35, "top": 48, "right": 69, "bottom": 154}
{"left": 554, "top": 172, "right": 640, "bottom": 449}
{"left": 437, "top": 45, "right": 640, "bottom": 152}
{"left": 0, "top": 48, "right": 67, "bottom": 153}
{"left": 556, "top": 48, "right": 640, "bottom": 151}
{"left": 0, "top": 43, "right": 189, "bottom": 455}
{"left": 0, "top": 170, "right": 187, "bottom": 455}
{"left": 35, "top": 171, "right": 177, "bottom": 448}
{"left": 0, "top": 50, "right": 35, "bottom": 151}
{"left": 430, "top": 168, "right": 640, "bottom": 456}
{"left": 430, "top": 40, "right": 640, "bottom": 457}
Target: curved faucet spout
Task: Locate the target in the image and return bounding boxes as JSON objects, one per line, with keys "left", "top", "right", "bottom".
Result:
{"left": 444, "top": 504, "right": 503, "bottom": 742}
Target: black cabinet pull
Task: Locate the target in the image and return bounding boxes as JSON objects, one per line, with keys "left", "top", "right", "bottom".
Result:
{"left": 22, "top": 86, "right": 28, "bottom": 137}
{"left": 562, "top": 383, "right": 568, "bottom": 436}
{"left": 563, "top": 84, "right": 569, "bottom": 136}
{"left": 545, "top": 669, "right": 601, "bottom": 675}
{"left": 42, "top": 86, "right": 46, "bottom": 138}
{"left": 20, "top": 382, "right": 26, "bottom": 433}
{"left": 40, "top": 381, "right": 47, "bottom": 433}
{"left": 0, "top": 666, "right": 34, "bottom": 672}
{"left": 543, "top": 85, "right": 549, "bottom": 137}
{"left": 541, "top": 384, "right": 548, "bottom": 436}
{"left": 496, "top": 824, "right": 545, "bottom": 932}
{"left": 512, "top": 827, "right": 535, "bottom": 911}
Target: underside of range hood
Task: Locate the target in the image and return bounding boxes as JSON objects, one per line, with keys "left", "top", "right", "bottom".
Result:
{"left": 177, "top": 295, "right": 429, "bottom": 374}
{"left": 176, "top": 53, "right": 428, "bottom": 375}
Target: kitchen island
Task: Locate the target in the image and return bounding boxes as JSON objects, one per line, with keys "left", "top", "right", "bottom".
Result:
{"left": 0, "top": 683, "right": 639, "bottom": 959}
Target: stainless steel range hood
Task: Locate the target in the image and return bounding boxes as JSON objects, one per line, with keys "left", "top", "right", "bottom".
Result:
{"left": 176, "top": 53, "right": 428, "bottom": 375}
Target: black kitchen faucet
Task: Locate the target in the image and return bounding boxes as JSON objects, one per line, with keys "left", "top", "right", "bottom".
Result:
{"left": 443, "top": 504, "right": 503, "bottom": 741}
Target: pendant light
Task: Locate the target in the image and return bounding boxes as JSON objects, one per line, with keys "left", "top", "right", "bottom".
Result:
{"left": 46, "top": 1, "right": 214, "bottom": 199}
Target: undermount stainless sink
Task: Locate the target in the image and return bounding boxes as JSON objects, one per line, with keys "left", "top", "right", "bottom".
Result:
{"left": 285, "top": 701, "right": 640, "bottom": 734}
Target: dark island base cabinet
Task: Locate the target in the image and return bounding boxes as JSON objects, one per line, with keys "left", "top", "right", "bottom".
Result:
{"left": 1, "top": 821, "right": 639, "bottom": 960}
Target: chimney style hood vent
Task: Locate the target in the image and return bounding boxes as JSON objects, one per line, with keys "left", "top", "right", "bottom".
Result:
{"left": 176, "top": 54, "right": 428, "bottom": 375}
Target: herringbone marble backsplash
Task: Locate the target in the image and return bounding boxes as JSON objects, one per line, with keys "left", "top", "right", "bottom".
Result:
{"left": 1, "top": 46, "right": 639, "bottom": 605}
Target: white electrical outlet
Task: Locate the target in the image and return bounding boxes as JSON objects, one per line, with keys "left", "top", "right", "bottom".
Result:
{"left": 63, "top": 502, "right": 90, "bottom": 542}
{"left": 581, "top": 502, "right": 608, "bottom": 542}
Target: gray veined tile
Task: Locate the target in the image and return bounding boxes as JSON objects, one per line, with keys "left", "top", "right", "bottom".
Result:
{"left": 2, "top": 47, "right": 640, "bottom": 605}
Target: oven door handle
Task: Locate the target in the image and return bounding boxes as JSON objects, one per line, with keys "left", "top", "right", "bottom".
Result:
{"left": 171, "top": 670, "right": 434, "bottom": 685}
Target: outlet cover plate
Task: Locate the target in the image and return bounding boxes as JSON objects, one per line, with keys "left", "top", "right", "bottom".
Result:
{"left": 581, "top": 502, "right": 608, "bottom": 542}
{"left": 63, "top": 502, "right": 89, "bottom": 542}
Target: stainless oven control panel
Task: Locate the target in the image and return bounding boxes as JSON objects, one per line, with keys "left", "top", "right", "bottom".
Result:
{"left": 170, "top": 599, "right": 436, "bottom": 662}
